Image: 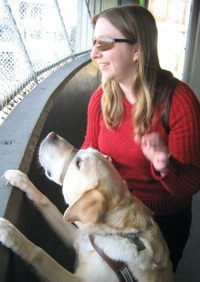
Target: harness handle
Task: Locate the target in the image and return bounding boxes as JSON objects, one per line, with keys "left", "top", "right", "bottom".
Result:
{"left": 89, "top": 234, "right": 138, "bottom": 282}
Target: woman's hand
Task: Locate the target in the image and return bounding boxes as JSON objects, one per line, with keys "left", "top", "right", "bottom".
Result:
{"left": 134, "top": 133, "right": 171, "bottom": 175}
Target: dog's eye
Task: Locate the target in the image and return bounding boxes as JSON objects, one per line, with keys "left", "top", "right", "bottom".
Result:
{"left": 46, "top": 170, "right": 52, "bottom": 178}
{"left": 76, "top": 157, "right": 81, "bottom": 169}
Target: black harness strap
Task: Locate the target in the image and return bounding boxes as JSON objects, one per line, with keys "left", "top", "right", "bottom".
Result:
{"left": 162, "top": 77, "right": 179, "bottom": 134}
{"left": 100, "top": 75, "right": 179, "bottom": 135}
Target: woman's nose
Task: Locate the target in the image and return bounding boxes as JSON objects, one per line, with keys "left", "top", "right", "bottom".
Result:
{"left": 90, "top": 45, "right": 102, "bottom": 60}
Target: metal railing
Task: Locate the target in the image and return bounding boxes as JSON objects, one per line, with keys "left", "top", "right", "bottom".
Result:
{"left": 0, "top": 0, "right": 93, "bottom": 123}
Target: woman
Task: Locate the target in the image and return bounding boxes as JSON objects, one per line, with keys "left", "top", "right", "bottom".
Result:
{"left": 81, "top": 5, "right": 200, "bottom": 272}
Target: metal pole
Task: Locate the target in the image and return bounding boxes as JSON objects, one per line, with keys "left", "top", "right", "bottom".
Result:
{"left": 53, "top": 0, "right": 74, "bottom": 55}
{"left": 3, "top": 0, "right": 38, "bottom": 84}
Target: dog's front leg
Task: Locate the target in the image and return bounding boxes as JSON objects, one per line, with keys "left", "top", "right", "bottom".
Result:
{"left": 2, "top": 169, "right": 77, "bottom": 247}
{"left": 0, "top": 218, "right": 80, "bottom": 282}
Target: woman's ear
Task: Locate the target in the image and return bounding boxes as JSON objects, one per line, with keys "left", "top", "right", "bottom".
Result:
{"left": 133, "top": 43, "right": 140, "bottom": 62}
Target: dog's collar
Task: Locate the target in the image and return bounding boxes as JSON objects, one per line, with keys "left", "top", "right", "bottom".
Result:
{"left": 60, "top": 149, "right": 78, "bottom": 184}
{"left": 95, "top": 232, "right": 146, "bottom": 252}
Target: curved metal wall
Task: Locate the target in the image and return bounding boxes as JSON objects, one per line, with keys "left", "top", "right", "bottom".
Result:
{"left": 0, "top": 53, "right": 101, "bottom": 281}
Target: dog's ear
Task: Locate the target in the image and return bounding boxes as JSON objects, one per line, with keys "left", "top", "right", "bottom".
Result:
{"left": 63, "top": 188, "right": 106, "bottom": 224}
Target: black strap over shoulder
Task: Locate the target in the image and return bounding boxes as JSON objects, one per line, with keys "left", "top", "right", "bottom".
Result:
{"left": 162, "top": 76, "right": 179, "bottom": 134}
{"left": 100, "top": 70, "right": 179, "bottom": 135}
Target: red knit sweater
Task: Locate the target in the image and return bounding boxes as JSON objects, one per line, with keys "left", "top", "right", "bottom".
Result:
{"left": 81, "top": 82, "right": 200, "bottom": 216}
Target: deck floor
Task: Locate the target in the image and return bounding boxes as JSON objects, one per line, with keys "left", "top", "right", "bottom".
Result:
{"left": 175, "top": 192, "right": 200, "bottom": 281}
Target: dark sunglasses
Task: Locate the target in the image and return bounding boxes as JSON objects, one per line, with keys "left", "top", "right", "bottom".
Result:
{"left": 92, "top": 37, "right": 137, "bottom": 51}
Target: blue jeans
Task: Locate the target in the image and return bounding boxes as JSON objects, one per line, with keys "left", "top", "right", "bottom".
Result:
{"left": 155, "top": 206, "right": 192, "bottom": 272}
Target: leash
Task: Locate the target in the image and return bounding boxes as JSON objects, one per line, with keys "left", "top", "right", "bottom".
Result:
{"left": 89, "top": 234, "right": 138, "bottom": 282}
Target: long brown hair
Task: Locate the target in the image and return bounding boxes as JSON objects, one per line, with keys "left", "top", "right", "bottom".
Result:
{"left": 92, "top": 5, "right": 172, "bottom": 135}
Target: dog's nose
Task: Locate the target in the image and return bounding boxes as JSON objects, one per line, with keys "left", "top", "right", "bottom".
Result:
{"left": 47, "top": 131, "right": 57, "bottom": 140}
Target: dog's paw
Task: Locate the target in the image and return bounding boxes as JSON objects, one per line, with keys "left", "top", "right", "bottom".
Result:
{"left": 0, "top": 218, "right": 18, "bottom": 248}
{"left": 0, "top": 218, "right": 30, "bottom": 256}
{"left": 2, "top": 169, "right": 30, "bottom": 192}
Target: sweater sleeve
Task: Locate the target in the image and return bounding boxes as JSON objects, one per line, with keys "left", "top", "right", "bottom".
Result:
{"left": 151, "top": 81, "right": 200, "bottom": 197}
{"left": 81, "top": 87, "right": 103, "bottom": 150}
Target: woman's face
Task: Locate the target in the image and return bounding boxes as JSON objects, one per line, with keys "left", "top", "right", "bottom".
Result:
{"left": 91, "top": 17, "right": 139, "bottom": 85}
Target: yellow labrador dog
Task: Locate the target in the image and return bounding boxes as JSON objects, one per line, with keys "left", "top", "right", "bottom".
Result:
{"left": 0, "top": 132, "right": 174, "bottom": 282}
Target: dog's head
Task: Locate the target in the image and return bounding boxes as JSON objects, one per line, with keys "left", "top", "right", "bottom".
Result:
{"left": 39, "top": 132, "right": 77, "bottom": 185}
{"left": 39, "top": 132, "right": 130, "bottom": 225}
{"left": 63, "top": 147, "right": 131, "bottom": 225}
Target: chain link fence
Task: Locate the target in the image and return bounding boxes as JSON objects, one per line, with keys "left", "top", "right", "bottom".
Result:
{"left": 0, "top": 0, "right": 93, "bottom": 124}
